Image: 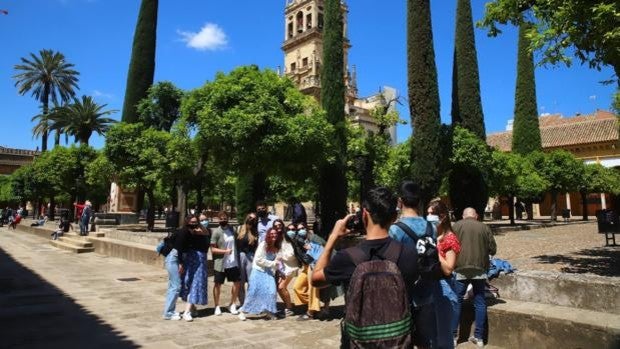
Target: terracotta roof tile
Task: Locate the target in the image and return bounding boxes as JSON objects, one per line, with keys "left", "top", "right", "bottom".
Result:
{"left": 487, "top": 111, "right": 619, "bottom": 151}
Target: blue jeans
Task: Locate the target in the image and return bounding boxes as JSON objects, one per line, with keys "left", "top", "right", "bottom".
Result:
{"left": 163, "top": 249, "right": 181, "bottom": 318}
{"left": 433, "top": 277, "right": 458, "bottom": 349}
{"left": 238, "top": 252, "right": 254, "bottom": 304}
{"left": 453, "top": 279, "right": 487, "bottom": 340}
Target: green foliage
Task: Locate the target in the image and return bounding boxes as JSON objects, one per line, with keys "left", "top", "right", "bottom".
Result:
{"left": 85, "top": 151, "right": 115, "bottom": 207}
{"left": 534, "top": 150, "right": 584, "bottom": 194}
{"left": 408, "top": 0, "right": 442, "bottom": 208}
{"left": 479, "top": 0, "right": 620, "bottom": 84}
{"left": 319, "top": 0, "right": 348, "bottom": 233}
{"left": 375, "top": 139, "right": 412, "bottom": 191}
{"left": 583, "top": 164, "right": 620, "bottom": 195}
{"left": 137, "top": 81, "right": 184, "bottom": 131}
{"left": 14, "top": 49, "right": 80, "bottom": 151}
{"left": 451, "top": 0, "right": 486, "bottom": 139}
{"left": 50, "top": 95, "right": 117, "bottom": 145}
{"left": 512, "top": 23, "right": 542, "bottom": 154}
{"left": 121, "top": 0, "right": 158, "bottom": 123}
{"left": 488, "top": 151, "right": 548, "bottom": 200}
{"left": 0, "top": 176, "right": 17, "bottom": 205}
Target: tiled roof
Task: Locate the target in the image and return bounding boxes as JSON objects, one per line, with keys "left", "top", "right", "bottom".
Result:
{"left": 0, "top": 146, "right": 39, "bottom": 156}
{"left": 487, "top": 111, "right": 619, "bottom": 152}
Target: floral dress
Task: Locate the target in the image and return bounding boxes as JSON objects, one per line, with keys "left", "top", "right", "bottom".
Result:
{"left": 240, "top": 248, "right": 278, "bottom": 315}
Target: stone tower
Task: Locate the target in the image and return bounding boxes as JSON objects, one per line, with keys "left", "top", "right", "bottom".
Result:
{"left": 282, "top": 0, "right": 397, "bottom": 144}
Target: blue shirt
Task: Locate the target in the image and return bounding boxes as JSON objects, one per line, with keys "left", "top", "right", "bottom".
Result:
{"left": 257, "top": 214, "right": 278, "bottom": 243}
{"left": 389, "top": 216, "right": 436, "bottom": 307}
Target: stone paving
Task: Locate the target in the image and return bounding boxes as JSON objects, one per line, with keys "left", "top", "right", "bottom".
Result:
{"left": 2, "top": 220, "right": 612, "bottom": 348}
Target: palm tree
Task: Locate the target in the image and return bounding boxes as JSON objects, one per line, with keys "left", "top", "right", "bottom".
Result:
{"left": 13, "top": 49, "right": 80, "bottom": 151}
{"left": 32, "top": 104, "right": 68, "bottom": 147}
{"left": 52, "top": 95, "right": 118, "bottom": 145}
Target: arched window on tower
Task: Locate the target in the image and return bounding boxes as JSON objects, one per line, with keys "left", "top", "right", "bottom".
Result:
{"left": 318, "top": 13, "right": 324, "bottom": 30}
{"left": 288, "top": 22, "right": 294, "bottom": 38}
{"left": 296, "top": 12, "right": 304, "bottom": 33}
{"left": 306, "top": 13, "right": 312, "bottom": 29}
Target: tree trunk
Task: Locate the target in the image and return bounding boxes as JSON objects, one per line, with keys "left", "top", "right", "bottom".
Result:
{"left": 146, "top": 189, "right": 155, "bottom": 231}
{"left": 580, "top": 190, "right": 588, "bottom": 221}
{"left": 550, "top": 191, "right": 558, "bottom": 221}
{"left": 49, "top": 196, "right": 56, "bottom": 221}
{"left": 196, "top": 183, "right": 204, "bottom": 213}
{"left": 54, "top": 130, "right": 61, "bottom": 147}
{"left": 508, "top": 195, "right": 515, "bottom": 225}
{"left": 177, "top": 184, "right": 187, "bottom": 228}
{"left": 525, "top": 202, "right": 533, "bottom": 220}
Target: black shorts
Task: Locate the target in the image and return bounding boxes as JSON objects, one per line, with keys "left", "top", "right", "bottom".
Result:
{"left": 214, "top": 267, "right": 240, "bottom": 284}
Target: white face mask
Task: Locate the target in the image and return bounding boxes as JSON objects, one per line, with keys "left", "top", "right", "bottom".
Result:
{"left": 426, "top": 214, "right": 439, "bottom": 222}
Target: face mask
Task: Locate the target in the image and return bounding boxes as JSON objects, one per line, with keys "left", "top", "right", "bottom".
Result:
{"left": 188, "top": 223, "right": 198, "bottom": 229}
{"left": 426, "top": 214, "right": 439, "bottom": 222}
{"left": 297, "top": 229, "right": 307, "bottom": 238}
{"left": 286, "top": 230, "right": 296, "bottom": 239}
{"left": 219, "top": 220, "right": 228, "bottom": 226}
{"left": 200, "top": 220, "right": 209, "bottom": 227}
{"left": 257, "top": 209, "right": 267, "bottom": 218}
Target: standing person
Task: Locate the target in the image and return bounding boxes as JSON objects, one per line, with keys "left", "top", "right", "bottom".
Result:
{"left": 277, "top": 224, "right": 300, "bottom": 317}
{"left": 179, "top": 214, "right": 211, "bottom": 321}
{"left": 388, "top": 181, "right": 437, "bottom": 349}
{"left": 311, "top": 187, "right": 422, "bottom": 348}
{"left": 161, "top": 215, "right": 194, "bottom": 321}
{"left": 238, "top": 228, "right": 282, "bottom": 320}
{"left": 452, "top": 208, "right": 497, "bottom": 347}
{"left": 291, "top": 197, "right": 307, "bottom": 225}
{"left": 236, "top": 213, "right": 259, "bottom": 305}
{"left": 256, "top": 201, "right": 278, "bottom": 243}
{"left": 429, "top": 201, "right": 461, "bottom": 349}
{"left": 210, "top": 211, "right": 242, "bottom": 316}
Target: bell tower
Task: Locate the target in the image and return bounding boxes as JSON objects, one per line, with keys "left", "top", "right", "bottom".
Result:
{"left": 282, "top": 0, "right": 352, "bottom": 101}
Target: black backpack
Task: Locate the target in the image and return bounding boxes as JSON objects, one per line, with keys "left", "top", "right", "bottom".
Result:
{"left": 343, "top": 240, "right": 412, "bottom": 348}
{"left": 394, "top": 221, "right": 439, "bottom": 276}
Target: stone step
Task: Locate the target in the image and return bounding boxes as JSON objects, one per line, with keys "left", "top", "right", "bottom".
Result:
{"left": 490, "top": 270, "right": 620, "bottom": 314}
{"left": 49, "top": 240, "right": 95, "bottom": 254}
{"left": 479, "top": 298, "right": 620, "bottom": 349}
{"left": 57, "top": 236, "right": 93, "bottom": 248}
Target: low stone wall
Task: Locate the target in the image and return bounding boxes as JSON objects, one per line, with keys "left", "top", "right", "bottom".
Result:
{"left": 98, "top": 228, "right": 166, "bottom": 246}
{"left": 88, "top": 237, "right": 163, "bottom": 267}
{"left": 490, "top": 270, "right": 620, "bottom": 314}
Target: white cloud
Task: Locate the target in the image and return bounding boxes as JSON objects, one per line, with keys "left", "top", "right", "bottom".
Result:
{"left": 589, "top": 95, "right": 597, "bottom": 101}
{"left": 93, "top": 90, "right": 114, "bottom": 99}
{"left": 177, "top": 23, "right": 228, "bottom": 51}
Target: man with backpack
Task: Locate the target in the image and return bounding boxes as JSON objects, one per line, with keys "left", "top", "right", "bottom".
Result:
{"left": 312, "top": 187, "right": 420, "bottom": 348}
{"left": 389, "top": 180, "right": 439, "bottom": 349}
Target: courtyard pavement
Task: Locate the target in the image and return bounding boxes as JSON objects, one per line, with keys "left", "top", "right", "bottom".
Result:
{"left": 2, "top": 220, "right": 613, "bottom": 348}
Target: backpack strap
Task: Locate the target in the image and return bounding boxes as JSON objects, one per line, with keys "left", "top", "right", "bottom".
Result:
{"left": 347, "top": 247, "right": 368, "bottom": 266}
{"left": 424, "top": 221, "right": 434, "bottom": 238}
{"left": 395, "top": 221, "right": 419, "bottom": 242}
{"left": 382, "top": 240, "right": 403, "bottom": 263}
{"left": 346, "top": 240, "right": 403, "bottom": 266}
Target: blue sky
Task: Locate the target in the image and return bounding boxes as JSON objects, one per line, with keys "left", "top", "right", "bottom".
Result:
{"left": 1, "top": 0, "right": 616, "bottom": 151}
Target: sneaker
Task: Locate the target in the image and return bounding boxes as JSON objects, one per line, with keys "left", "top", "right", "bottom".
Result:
{"left": 229, "top": 304, "right": 239, "bottom": 315}
{"left": 238, "top": 312, "right": 246, "bottom": 321}
{"left": 182, "top": 311, "right": 193, "bottom": 322}
{"left": 163, "top": 312, "right": 181, "bottom": 321}
{"left": 284, "top": 308, "right": 294, "bottom": 317}
{"left": 214, "top": 306, "right": 222, "bottom": 316}
{"left": 296, "top": 313, "right": 313, "bottom": 321}
{"left": 469, "top": 336, "right": 484, "bottom": 347}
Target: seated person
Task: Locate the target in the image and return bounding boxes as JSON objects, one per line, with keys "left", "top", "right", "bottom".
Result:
{"left": 9, "top": 214, "right": 22, "bottom": 230}
{"left": 31, "top": 215, "right": 48, "bottom": 227}
{"left": 52, "top": 217, "right": 73, "bottom": 240}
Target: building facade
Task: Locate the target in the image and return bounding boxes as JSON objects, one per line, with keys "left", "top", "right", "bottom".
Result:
{"left": 282, "top": 0, "right": 397, "bottom": 144}
{"left": 487, "top": 110, "right": 620, "bottom": 217}
{"left": 0, "top": 146, "right": 38, "bottom": 176}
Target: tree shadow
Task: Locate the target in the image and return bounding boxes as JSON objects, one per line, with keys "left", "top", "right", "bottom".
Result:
{"left": 532, "top": 248, "right": 620, "bottom": 277}
{"left": 0, "top": 248, "right": 138, "bottom": 348}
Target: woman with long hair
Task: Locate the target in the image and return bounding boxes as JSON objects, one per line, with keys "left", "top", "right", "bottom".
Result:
{"left": 179, "top": 214, "right": 211, "bottom": 321}
{"left": 277, "top": 223, "right": 300, "bottom": 316}
{"left": 428, "top": 200, "right": 461, "bottom": 348}
{"left": 236, "top": 212, "right": 259, "bottom": 304}
{"left": 238, "top": 227, "right": 282, "bottom": 320}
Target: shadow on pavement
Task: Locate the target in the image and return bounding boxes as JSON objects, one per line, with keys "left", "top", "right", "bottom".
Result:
{"left": 0, "top": 247, "right": 138, "bottom": 348}
{"left": 532, "top": 247, "right": 620, "bottom": 277}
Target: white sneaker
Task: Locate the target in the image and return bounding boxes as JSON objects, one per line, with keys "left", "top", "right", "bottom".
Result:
{"left": 214, "top": 306, "right": 222, "bottom": 316}
{"left": 164, "top": 312, "right": 181, "bottom": 321}
{"left": 182, "top": 311, "right": 193, "bottom": 322}
{"left": 238, "top": 312, "right": 246, "bottom": 321}
{"left": 469, "top": 336, "right": 484, "bottom": 347}
{"left": 229, "top": 304, "right": 239, "bottom": 315}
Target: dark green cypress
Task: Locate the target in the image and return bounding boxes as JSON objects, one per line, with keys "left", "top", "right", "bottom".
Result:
{"left": 449, "top": 0, "right": 488, "bottom": 219}
{"left": 451, "top": 0, "right": 485, "bottom": 139}
{"left": 407, "top": 0, "right": 442, "bottom": 209}
{"left": 235, "top": 172, "right": 267, "bottom": 222}
{"left": 318, "top": 0, "right": 348, "bottom": 235}
{"left": 121, "top": 0, "right": 158, "bottom": 123}
{"left": 512, "top": 22, "right": 541, "bottom": 154}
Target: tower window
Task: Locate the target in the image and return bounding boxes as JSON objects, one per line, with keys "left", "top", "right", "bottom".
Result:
{"left": 296, "top": 12, "right": 304, "bottom": 33}
{"left": 306, "top": 13, "right": 312, "bottom": 29}
{"left": 318, "top": 13, "right": 324, "bottom": 29}
{"left": 288, "top": 22, "right": 293, "bottom": 38}
{"left": 291, "top": 62, "right": 296, "bottom": 72}
{"left": 302, "top": 57, "right": 308, "bottom": 67}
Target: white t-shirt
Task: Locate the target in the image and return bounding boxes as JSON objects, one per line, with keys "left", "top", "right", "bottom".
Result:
{"left": 223, "top": 228, "right": 237, "bottom": 269}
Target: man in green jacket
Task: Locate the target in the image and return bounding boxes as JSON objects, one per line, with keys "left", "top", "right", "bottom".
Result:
{"left": 452, "top": 207, "right": 497, "bottom": 347}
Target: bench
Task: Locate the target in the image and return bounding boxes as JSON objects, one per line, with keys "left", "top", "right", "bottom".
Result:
{"left": 596, "top": 209, "right": 619, "bottom": 246}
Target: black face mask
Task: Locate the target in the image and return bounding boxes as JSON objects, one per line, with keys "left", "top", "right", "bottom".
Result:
{"left": 188, "top": 223, "right": 199, "bottom": 229}
{"left": 257, "top": 209, "right": 267, "bottom": 218}
{"left": 219, "top": 221, "right": 228, "bottom": 226}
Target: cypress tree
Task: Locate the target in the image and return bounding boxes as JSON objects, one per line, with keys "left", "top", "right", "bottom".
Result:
{"left": 121, "top": 0, "right": 158, "bottom": 123}
{"left": 451, "top": 0, "right": 485, "bottom": 138}
{"left": 235, "top": 172, "right": 267, "bottom": 222}
{"left": 407, "top": 0, "right": 442, "bottom": 209}
{"left": 512, "top": 22, "right": 541, "bottom": 154}
{"left": 449, "top": 0, "right": 488, "bottom": 219}
{"left": 318, "top": 0, "right": 348, "bottom": 236}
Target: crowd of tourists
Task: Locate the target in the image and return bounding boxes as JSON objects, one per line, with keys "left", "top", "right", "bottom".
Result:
{"left": 159, "top": 181, "right": 497, "bottom": 349}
